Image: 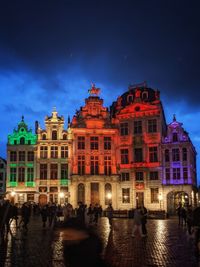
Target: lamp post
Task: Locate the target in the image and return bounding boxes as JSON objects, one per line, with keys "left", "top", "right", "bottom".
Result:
{"left": 158, "top": 193, "right": 163, "bottom": 210}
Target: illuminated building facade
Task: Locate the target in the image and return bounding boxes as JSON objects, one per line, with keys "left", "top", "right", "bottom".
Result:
{"left": 5, "top": 84, "right": 197, "bottom": 212}
{"left": 6, "top": 117, "right": 37, "bottom": 204}
{"left": 0, "top": 157, "right": 6, "bottom": 196}
{"left": 35, "top": 108, "right": 72, "bottom": 205}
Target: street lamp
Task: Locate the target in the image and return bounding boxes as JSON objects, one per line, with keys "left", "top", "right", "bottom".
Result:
{"left": 107, "top": 192, "right": 112, "bottom": 204}
{"left": 11, "top": 191, "right": 16, "bottom": 197}
{"left": 59, "top": 192, "right": 64, "bottom": 205}
{"left": 158, "top": 193, "right": 163, "bottom": 210}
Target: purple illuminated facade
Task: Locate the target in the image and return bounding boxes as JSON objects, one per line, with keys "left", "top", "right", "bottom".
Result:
{"left": 161, "top": 115, "right": 197, "bottom": 213}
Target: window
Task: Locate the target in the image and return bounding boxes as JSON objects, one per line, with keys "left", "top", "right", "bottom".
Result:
{"left": 42, "top": 134, "right": 46, "bottom": 140}
{"left": 135, "top": 172, "right": 144, "bottom": 181}
{"left": 172, "top": 148, "right": 180, "bottom": 161}
{"left": 173, "top": 168, "right": 180, "bottom": 179}
{"left": 134, "top": 121, "right": 142, "bottom": 134}
{"left": 52, "top": 130, "right": 57, "bottom": 140}
{"left": 120, "top": 122, "right": 129, "bottom": 136}
{"left": 91, "top": 156, "right": 99, "bottom": 175}
{"left": 150, "top": 171, "right": 158, "bottom": 180}
{"left": 61, "top": 164, "right": 68, "bottom": 179}
{"left": 121, "top": 172, "right": 130, "bottom": 182}
{"left": 0, "top": 163, "right": 4, "bottom": 169}
{"left": 134, "top": 148, "right": 143, "bottom": 162}
{"left": 27, "top": 168, "right": 34, "bottom": 182}
{"left": 151, "top": 188, "right": 159, "bottom": 203}
{"left": 173, "top": 133, "right": 178, "bottom": 142}
{"left": 40, "top": 164, "right": 47, "bottom": 180}
{"left": 50, "top": 164, "right": 58, "bottom": 179}
{"left": 183, "top": 167, "right": 188, "bottom": 179}
{"left": 19, "top": 151, "right": 25, "bottom": 161}
{"left": 165, "top": 149, "right": 170, "bottom": 162}
{"left": 51, "top": 146, "right": 58, "bottom": 158}
{"left": 20, "top": 137, "right": 25, "bottom": 145}
{"left": 18, "top": 167, "right": 25, "bottom": 182}
{"left": 40, "top": 146, "right": 48, "bottom": 159}
{"left": 28, "top": 151, "right": 34, "bottom": 161}
{"left": 61, "top": 146, "right": 68, "bottom": 158}
{"left": 90, "top": 137, "right": 98, "bottom": 150}
{"left": 0, "top": 173, "right": 3, "bottom": 181}
{"left": 78, "top": 136, "right": 85, "bottom": 150}
{"left": 148, "top": 119, "right": 157, "bottom": 133}
{"left": 182, "top": 148, "right": 187, "bottom": 161}
{"left": 122, "top": 188, "right": 130, "bottom": 203}
{"left": 127, "top": 94, "right": 133, "bottom": 103}
{"left": 78, "top": 156, "right": 85, "bottom": 175}
{"left": 10, "top": 151, "right": 17, "bottom": 162}
{"left": 121, "top": 149, "right": 129, "bottom": 164}
{"left": 104, "top": 137, "right": 111, "bottom": 150}
{"left": 165, "top": 168, "right": 170, "bottom": 181}
{"left": 63, "top": 134, "right": 67, "bottom": 140}
{"left": 10, "top": 168, "right": 17, "bottom": 182}
{"left": 104, "top": 156, "right": 111, "bottom": 175}
{"left": 149, "top": 147, "right": 158, "bottom": 162}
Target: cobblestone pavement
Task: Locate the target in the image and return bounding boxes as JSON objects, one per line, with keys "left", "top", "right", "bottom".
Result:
{"left": 0, "top": 215, "right": 199, "bottom": 267}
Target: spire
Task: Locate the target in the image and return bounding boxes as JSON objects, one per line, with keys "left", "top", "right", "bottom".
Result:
{"left": 52, "top": 107, "right": 58, "bottom": 118}
{"left": 173, "top": 114, "right": 176, "bottom": 122}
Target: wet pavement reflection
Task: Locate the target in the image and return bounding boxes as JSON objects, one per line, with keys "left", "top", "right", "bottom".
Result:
{"left": 0, "top": 216, "right": 199, "bottom": 267}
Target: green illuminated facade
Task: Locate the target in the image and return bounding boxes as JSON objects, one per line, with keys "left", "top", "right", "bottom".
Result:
{"left": 8, "top": 116, "right": 37, "bottom": 145}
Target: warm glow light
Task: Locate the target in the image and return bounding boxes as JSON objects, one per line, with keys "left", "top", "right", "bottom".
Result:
{"left": 11, "top": 191, "right": 16, "bottom": 197}
{"left": 107, "top": 192, "right": 112, "bottom": 199}
{"left": 158, "top": 193, "right": 163, "bottom": 201}
{"left": 59, "top": 192, "right": 64, "bottom": 198}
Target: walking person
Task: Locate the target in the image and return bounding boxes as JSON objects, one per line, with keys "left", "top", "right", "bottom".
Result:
{"left": 21, "top": 202, "right": 31, "bottom": 231}
{"left": 132, "top": 207, "right": 145, "bottom": 238}
{"left": 141, "top": 205, "right": 148, "bottom": 236}
{"left": 106, "top": 203, "right": 114, "bottom": 228}
{"left": 40, "top": 205, "right": 48, "bottom": 228}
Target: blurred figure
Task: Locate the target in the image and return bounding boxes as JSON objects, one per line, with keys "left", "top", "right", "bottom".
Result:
{"left": 132, "top": 207, "right": 145, "bottom": 237}
{"left": 141, "top": 205, "right": 148, "bottom": 236}
{"left": 21, "top": 202, "right": 31, "bottom": 231}
{"left": 40, "top": 205, "right": 48, "bottom": 228}
{"left": 106, "top": 203, "right": 114, "bottom": 228}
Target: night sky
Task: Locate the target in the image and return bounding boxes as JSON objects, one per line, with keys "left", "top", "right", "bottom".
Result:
{"left": 0, "top": 1, "right": 200, "bottom": 185}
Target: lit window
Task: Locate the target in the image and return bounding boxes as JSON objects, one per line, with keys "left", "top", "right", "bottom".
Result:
{"left": 122, "top": 188, "right": 130, "bottom": 203}
{"left": 151, "top": 188, "right": 159, "bottom": 203}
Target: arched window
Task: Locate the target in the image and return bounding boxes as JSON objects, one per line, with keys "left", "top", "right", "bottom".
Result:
{"left": 142, "top": 91, "right": 148, "bottom": 100}
{"left": 52, "top": 131, "right": 57, "bottom": 140}
{"left": 63, "top": 134, "right": 67, "bottom": 140}
{"left": 105, "top": 183, "right": 112, "bottom": 205}
{"left": 127, "top": 94, "right": 133, "bottom": 103}
{"left": 78, "top": 183, "right": 85, "bottom": 204}
{"left": 20, "top": 137, "right": 25, "bottom": 145}
{"left": 42, "top": 134, "right": 46, "bottom": 140}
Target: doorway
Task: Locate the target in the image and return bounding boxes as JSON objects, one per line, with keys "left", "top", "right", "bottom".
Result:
{"left": 91, "top": 183, "right": 99, "bottom": 204}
